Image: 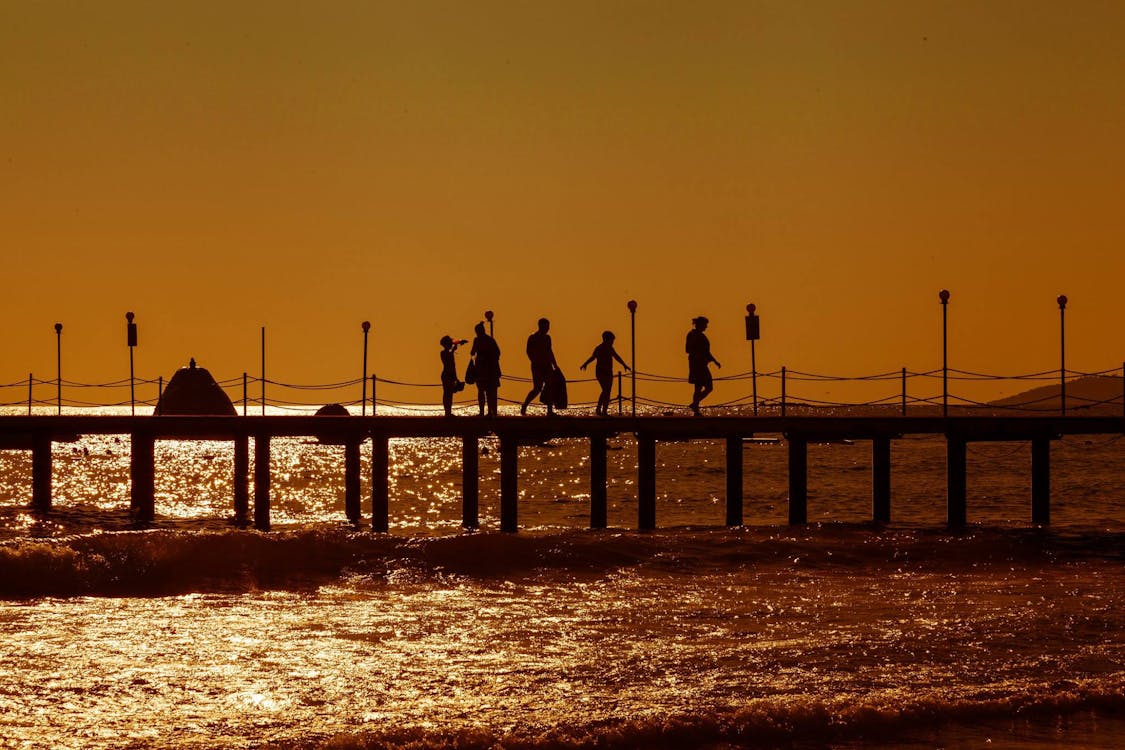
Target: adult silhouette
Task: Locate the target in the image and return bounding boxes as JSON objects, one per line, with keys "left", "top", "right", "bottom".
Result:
{"left": 439, "top": 335, "right": 465, "bottom": 416}
{"left": 686, "top": 316, "right": 721, "bottom": 416}
{"left": 580, "top": 331, "right": 629, "bottom": 416}
{"left": 521, "top": 317, "right": 558, "bottom": 415}
{"left": 469, "top": 322, "right": 501, "bottom": 416}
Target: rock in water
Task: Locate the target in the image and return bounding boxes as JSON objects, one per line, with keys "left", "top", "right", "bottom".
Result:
{"left": 154, "top": 359, "right": 237, "bottom": 416}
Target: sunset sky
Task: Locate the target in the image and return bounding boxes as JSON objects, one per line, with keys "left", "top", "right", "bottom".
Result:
{"left": 3, "top": 2, "right": 1123, "bottom": 406}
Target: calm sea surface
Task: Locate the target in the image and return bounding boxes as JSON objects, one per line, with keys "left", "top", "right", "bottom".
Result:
{"left": 0, "top": 407, "right": 1122, "bottom": 748}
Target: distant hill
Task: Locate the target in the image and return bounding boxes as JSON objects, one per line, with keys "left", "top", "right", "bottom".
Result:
{"left": 989, "top": 375, "right": 1123, "bottom": 415}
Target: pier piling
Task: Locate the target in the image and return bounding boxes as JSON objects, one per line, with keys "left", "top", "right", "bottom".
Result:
{"left": 254, "top": 435, "right": 270, "bottom": 531}
{"left": 345, "top": 440, "right": 361, "bottom": 523}
{"left": 946, "top": 436, "right": 967, "bottom": 528}
{"left": 233, "top": 435, "right": 249, "bottom": 524}
{"left": 725, "top": 436, "right": 743, "bottom": 526}
{"left": 31, "top": 434, "right": 51, "bottom": 513}
{"left": 787, "top": 435, "right": 808, "bottom": 525}
{"left": 872, "top": 436, "right": 891, "bottom": 523}
{"left": 500, "top": 437, "right": 518, "bottom": 532}
{"left": 372, "top": 435, "right": 389, "bottom": 532}
{"left": 1031, "top": 437, "right": 1050, "bottom": 525}
{"left": 590, "top": 434, "right": 608, "bottom": 529}
{"left": 130, "top": 431, "right": 155, "bottom": 522}
{"left": 637, "top": 434, "right": 656, "bottom": 530}
{"left": 462, "top": 436, "right": 479, "bottom": 529}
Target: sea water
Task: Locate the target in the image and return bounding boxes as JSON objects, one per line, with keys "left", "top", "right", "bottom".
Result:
{"left": 0, "top": 408, "right": 1122, "bottom": 748}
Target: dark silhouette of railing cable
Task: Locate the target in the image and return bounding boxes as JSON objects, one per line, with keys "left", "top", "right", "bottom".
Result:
{"left": 3, "top": 363, "right": 1123, "bottom": 415}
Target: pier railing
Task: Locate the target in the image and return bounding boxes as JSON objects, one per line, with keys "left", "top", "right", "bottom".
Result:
{"left": 2, "top": 363, "right": 1123, "bottom": 415}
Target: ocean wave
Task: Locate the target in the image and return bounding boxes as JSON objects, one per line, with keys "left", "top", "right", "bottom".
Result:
{"left": 283, "top": 679, "right": 1125, "bottom": 749}
{"left": 1, "top": 525, "right": 1122, "bottom": 599}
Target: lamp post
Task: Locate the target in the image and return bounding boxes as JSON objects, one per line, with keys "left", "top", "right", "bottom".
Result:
{"left": 627, "top": 300, "right": 637, "bottom": 416}
{"left": 260, "top": 326, "right": 266, "bottom": 416}
{"left": 126, "top": 312, "right": 138, "bottom": 415}
{"left": 1058, "top": 295, "right": 1067, "bottom": 415}
{"left": 361, "top": 321, "right": 371, "bottom": 416}
{"left": 54, "top": 323, "right": 63, "bottom": 415}
{"left": 485, "top": 310, "right": 494, "bottom": 338}
{"left": 939, "top": 290, "right": 950, "bottom": 417}
{"left": 745, "top": 303, "right": 760, "bottom": 416}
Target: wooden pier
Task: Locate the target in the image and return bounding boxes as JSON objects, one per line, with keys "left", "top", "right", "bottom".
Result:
{"left": 1, "top": 415, "right": 1121, "bottom": 531}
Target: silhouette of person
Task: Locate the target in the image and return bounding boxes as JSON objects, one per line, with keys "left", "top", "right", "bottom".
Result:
{"left": 686, "top": 316, "right": 721, "bottom": 416}
{"left": 521, "top": 317, "right": 558, "bottom": 415}
{"left": 439, "top": 335, "right": 464, "bottom": 417}
{"left": 469, "top": 322, "right": 501, "bottom": 416}
{"left": 580, "top": 330, "right": 629, "bottom": 416}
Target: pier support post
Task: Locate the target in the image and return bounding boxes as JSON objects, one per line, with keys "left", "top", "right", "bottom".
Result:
{"left": 725, "top": 436, "right": 743, "bottom": 526}
{"left": 31, "top": 434, "right": 51, "bottom": 513}
{"left": 130, "top": 431, "right": 156, "bottom": 523}
{"left": 500, "top": 437, "right": 518, "bottom": 533}
{"left": 946, "top": 436, "right": 967, "bottom": 529}
{"left": 372, "top": 435, "right": 389, "bottom": 532}
{"left": 462, "top": 435, "right": 479, "bottom": 529}
{"left": 787, "top": 435, "right": 808, "bottom": 525}
{"left": 1031, "top": 437, "right": 1050, "bottom": 525}
{"left": 872, "top": 436, "right": 891, "bottom": 524}
{"left": 637, "top": 433, "right": 656, "bottom": 530}
{"left": 590, "top": 434, "right": 608, "bottom": 529}
{"left": 233, "top": 435, "right": 249, "bottom": 525}
{"left": 345, "top": 440, "right": 361, "bottom": 524}
{"left": 254, "top": 435, "right": 270, "bottom": 531}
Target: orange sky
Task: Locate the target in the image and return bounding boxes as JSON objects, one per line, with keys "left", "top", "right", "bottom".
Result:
{"left": 2, "top": 2, "right": 1123, "bottom": 407}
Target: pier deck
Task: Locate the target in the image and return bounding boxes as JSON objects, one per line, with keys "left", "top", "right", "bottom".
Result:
{"left": 2, "top": 415, "right": 1121, "bottom": 531}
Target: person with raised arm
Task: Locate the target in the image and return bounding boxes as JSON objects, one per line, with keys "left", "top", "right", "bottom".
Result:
{"left": 439, "top": 335, "right": 467, "bottom": 417}
{"left": 580, "top": 331, "right": 629, "bottom": 416}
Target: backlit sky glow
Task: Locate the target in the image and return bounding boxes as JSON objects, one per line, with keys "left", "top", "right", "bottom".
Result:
{"left": 3, "top": 2, "right": 1123, "bottom": 404}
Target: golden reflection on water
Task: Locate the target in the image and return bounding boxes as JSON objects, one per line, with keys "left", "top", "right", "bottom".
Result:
{"left": 1, "top": 562, "right": 1122, "bottom": 748}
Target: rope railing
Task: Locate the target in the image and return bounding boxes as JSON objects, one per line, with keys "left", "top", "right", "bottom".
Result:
{"left": 1, "top": 363, "right": 1122, "bottom": 414}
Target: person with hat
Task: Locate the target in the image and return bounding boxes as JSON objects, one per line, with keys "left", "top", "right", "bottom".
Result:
{"left": 686, "top": 316, "right": 721, "bottom": 416}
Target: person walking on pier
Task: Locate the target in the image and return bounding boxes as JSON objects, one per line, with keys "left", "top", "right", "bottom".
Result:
{"left": 686, "top": 316, "right": 721, "bottom": 416}
{"left": 439, "top": 336, "right": 466, "bottom": 417}
{"left": 521, "top": 318, "right": 559, "bottom": 415}
{"left": 580, "top": 331, "right": 629, "bottom": 416}
{"left": 469, "top": 322, "right": 501, "bottom": 417}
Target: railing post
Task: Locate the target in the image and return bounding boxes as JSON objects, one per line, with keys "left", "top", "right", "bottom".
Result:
{"left": 787, "top": 434, "right": 807, "bottom": 524}
{"left": 946, "top": 435, "right": 967, "bottom": 529}
{"left": 725, "top": 436, "right": 743, "bottom": 526}
{"left": 242, "top": 372, "right": 248, "bottom": 417}
{"left": 462, "top": 435, "right": 479, "bottom": 529}
{"left": 254, "top": 434, "right": 271, "bottom": 531}
{"left": 500, "top": 436, "right": 518, "bottom": 532}
{"left": 781, "top": 366, "right": 787, "bottom": 418}
{"left": 345, "top": 440, "right": 361, "bottom": 523}
{"left": 1031, "top": 437, "right": 1050, "bottom": 525}
{"left": 617, "top": 372, "right": 623, "bottom": 416}
{"left": 901, "top": 367, "right": 907, "bottom": 416}
{"left": 31, "top": 433, "right": 52, "bottom": 513}
{"left": 637, "top": 433, "right": 656, "bottom": 530}
{"left": 590, "top": 434, "right": 608, "bottom": 529}
{"left": 371, "top": 374, "right": 378, "bottom": 415}
{"left": 872, "top": 436, "right": 891, "bottom": 523}
{"left": 372, "top": 434, "right": 389, "bottom": 532}
{"left": 233, "top": 434, "right": 249, "bottom": 524}
{"left": 130, "top": 430, "right": 156, "bottom": 523}
{"left": 27, "top": 373, "right": 32, "bottom": 415}
{"left": 260, "top": 326, "right": 266, "bottom": 416}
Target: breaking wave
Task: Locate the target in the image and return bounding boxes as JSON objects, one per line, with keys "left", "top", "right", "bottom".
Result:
{"left": 1, "top": 525, "right": 1122, "bottom": 598}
